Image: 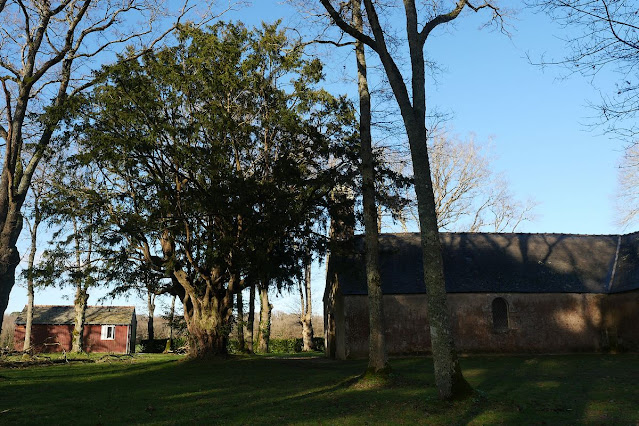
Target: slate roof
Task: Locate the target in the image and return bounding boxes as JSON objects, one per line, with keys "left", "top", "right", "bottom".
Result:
{"left": 332, "top": 232, "right": 639, "bottom": 295}
{"left": 14, "top": 305, "right": 136, "bottom": 325}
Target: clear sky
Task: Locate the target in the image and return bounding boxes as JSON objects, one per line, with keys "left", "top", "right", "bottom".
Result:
{"left": 4, "top": 1, "right": 629, "bottom": 318}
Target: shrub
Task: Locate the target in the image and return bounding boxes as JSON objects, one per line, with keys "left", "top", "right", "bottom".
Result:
{"left": 140, "top": 339, "right": 168, "bottom": 353}
{"left": 170, "top": 337, "right": 188, "bottom": 351}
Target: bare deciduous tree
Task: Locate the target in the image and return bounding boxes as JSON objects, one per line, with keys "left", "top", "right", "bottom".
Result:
{"left": 319, "top": 0, "right": 505, "bottom": 400}
{"left": 407, "top": 132, "right": 537, "bottom": 233}
{"left": 0, "top": 0, "right": 214, "bottom": 331}
{"left": 535, "top": 0, "right": 639, "bottom": 138}
{"left": 352, "top": 0, "right": 388, "bottom": 374}
{"left": 616, "top": 144, "right": 639, "bottom": 227}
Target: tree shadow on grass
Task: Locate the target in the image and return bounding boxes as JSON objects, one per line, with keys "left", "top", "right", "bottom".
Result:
{"left": 454, "top": 354, "right": 639, "bottom": 425}
{"left": 2, "top": 354, "right": 638, "bottom": 425}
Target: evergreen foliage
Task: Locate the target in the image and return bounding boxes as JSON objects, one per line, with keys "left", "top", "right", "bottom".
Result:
{"left": 64, "top": 22, "right": 359, "bottom": 357}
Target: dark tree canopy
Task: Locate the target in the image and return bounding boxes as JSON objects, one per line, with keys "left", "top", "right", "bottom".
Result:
{"left": 67, "top": 22, "right": 359, "bottom": 357}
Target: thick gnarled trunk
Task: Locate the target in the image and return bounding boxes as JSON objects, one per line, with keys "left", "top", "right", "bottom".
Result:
{"left": 186, "top": 315, "right": 230, "bottom": 358}
{"left": 177, "top": 271, "right": 234, "bottom": 358}
{"left": 183, "top": 304, "right": 233, "bottom": 358}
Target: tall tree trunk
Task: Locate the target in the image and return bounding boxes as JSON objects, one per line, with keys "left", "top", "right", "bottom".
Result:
{"left": 320, "top": 0, "right": 472, "bottom": 398}
{"left": 300, "top": 261, "right": 315, "bottom": 351}
{"left": 71, "top": 218, "right": 89, "bottom": 353}
{"left": 410, "top": 127, "right": 470, "bottom": 398}
{"left": 23, "top": 206, "right": 41, "bottom": 352}
{"left": 72, "top": 285, "right": 89, "bottom": 353}
{"left": 147, "top": 290, "right": 155, "bottom": 340}
{"left": 257, "top": 282, "right": 272, "bottom": 353}
{"left": 402, "top": 4, "right": 470, "bottom": 395}
{"left": 236, "top": 289, "right": 246, "bottom": 352}
{"left": 353, "top": 0, "right": 388, "bottom": 374}
{"left": 0, "top": 204, "right": 23, "bottom": 332}
{"left": 247, "top": 283, "right": 255, "bottom": 353}
{"left": 24, "top": 279, "right": 34, "bottom": 352}
{"left": 169, "top": 294, "right": 176, "bottom": 348}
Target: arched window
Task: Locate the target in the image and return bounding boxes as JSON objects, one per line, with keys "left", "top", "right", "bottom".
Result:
{"left": 492, "top": 297, "right": 509, "bottom": 332}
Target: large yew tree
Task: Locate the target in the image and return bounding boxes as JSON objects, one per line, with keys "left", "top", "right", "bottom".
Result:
{"left": 70, "top": 22, "right": 356, "bottom": 357}
{"left": 319, "top": 0, "right": 504, "bottom": 399}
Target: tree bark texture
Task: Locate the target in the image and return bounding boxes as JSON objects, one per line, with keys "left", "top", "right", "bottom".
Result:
{"left": 353, "top": 0, "right": 389, "bottom": 373}
{"left": 300, "top": 261, "right": 315, "bottom": 351}
{"left": 257, "top": 283, "right": 272, "bottom": 353}
{"left": 324, "top": 258, "right": 338, "bottom": 359}
{"left": 24, "top": 279, "right": 34, "bottom": 352}
{"left": 147, "top": 290, "right": 155, "bottom": 340}
{"left": 175, "top": 270, "right": 234, "bottom": 358}
{"left": 247, "top": 283, "right": 255, "bottom": 353}
{"left": 23, "top": 207, "right": 40, "bottom": 352}
{"left": 169, "top": 294, "right": 176, "bottom": 345}
{"left": 236, "top": 289, "right": 246, "bottom": 352}
{"left": 0, "top": 206, "right": 23, "bottom": 332}
{"left": 319, "top": 0, "right": 473, "bottom": 399}
{"left": 72, "top": 286, "right": 89, "bottom": 353}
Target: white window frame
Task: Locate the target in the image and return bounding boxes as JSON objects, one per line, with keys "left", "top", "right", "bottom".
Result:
{"left": 101, "top": 324, "right": 116, "bottom": 340}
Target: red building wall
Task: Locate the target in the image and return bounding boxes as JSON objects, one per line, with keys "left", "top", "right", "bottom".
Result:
{"left": 14, "top": 324, "right": 130, "bottom": 353}
{"left": 336, "top": 291, "right": 639, "bottom": 358}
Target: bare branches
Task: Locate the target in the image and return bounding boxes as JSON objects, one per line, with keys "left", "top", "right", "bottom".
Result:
{"left": 616, "top": 143, "right": 639, "bottom": 228}
{"left": 534, "top": 0, "right": 639, "bottom": 137}
{"left": 318, "top": 0, "right": 379, "bottom": 50}
{"left": 402, "top": 131, "right": 538, "bottom": 233}
{"left": 601, "top": 0, "right": 639, "bottom": 51}
{"left": 420, "top": 0, "right": 466, "bottom": 42}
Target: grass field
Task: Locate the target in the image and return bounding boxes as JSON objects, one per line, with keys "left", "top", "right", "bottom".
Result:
{"left": 1, "top": 352, "right": 637, "bottom": 425}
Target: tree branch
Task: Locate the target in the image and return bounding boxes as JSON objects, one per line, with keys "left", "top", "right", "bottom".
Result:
{"left": 420, "top": 0, "right": 467, "bottom": 42}
{"left": 602, "top": 0, "right": 639, "bottom": 50}
{"left": 318, "top": 0, "right": 379, "bottom": 52}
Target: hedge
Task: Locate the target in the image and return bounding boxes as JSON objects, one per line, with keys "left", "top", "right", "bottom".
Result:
{"left": 228, "top": 337, "right": 324, "bottom": 354}
{"left": 142, "top": 337, "right": 325, "bottom": 354}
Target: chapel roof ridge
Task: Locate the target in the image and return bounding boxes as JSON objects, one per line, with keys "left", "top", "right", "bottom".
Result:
{"left": 362, "top": 230, "right": 627, "bottom": 238}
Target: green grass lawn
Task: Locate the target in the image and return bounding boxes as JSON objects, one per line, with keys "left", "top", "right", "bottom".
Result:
{"left": 1, "top": 352, "right": 637, "bottom": 425}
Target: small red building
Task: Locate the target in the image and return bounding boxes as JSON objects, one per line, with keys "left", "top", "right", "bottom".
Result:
{"left": 14, "top": 305, "right": 136, "bottom": 354}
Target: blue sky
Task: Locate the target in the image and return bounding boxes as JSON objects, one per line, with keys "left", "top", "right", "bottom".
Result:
{"left": 5, "top": 1, "right": 629, "bottom": 317}
{"left": 226, "top": 1, "right": 625, "bottom": 235}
